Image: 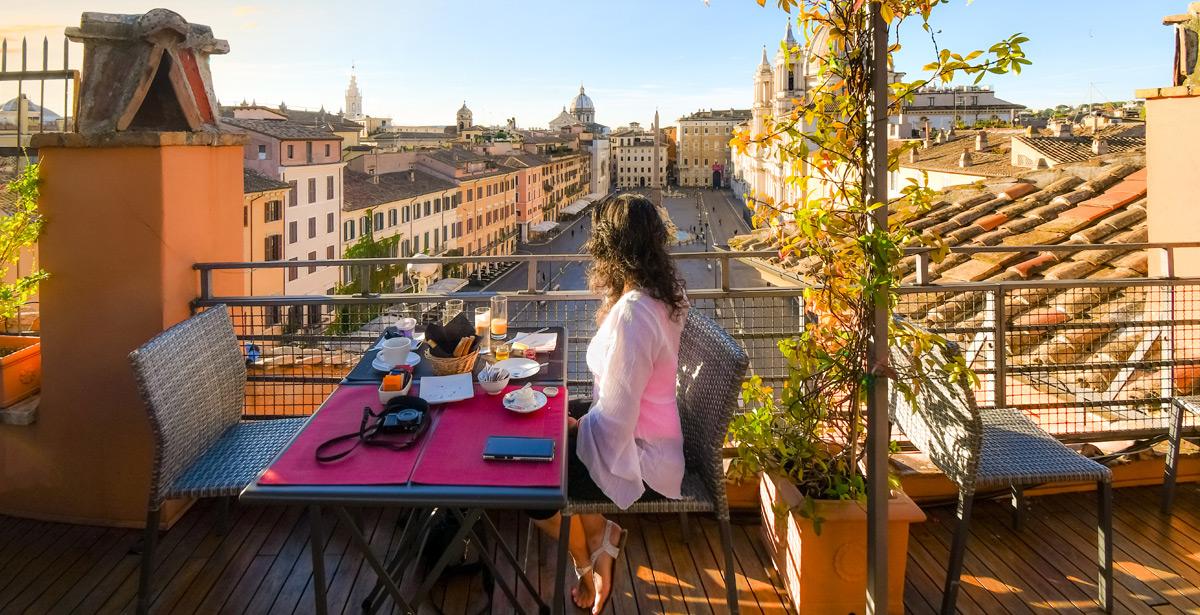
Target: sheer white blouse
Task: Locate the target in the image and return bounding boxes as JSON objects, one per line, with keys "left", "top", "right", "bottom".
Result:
{"left": 576, "top": 290, "right": 686, "bottom": 509}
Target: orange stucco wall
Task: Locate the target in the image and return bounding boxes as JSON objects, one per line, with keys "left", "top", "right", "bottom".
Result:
{"left": 0, "top": 142, "right": 244, "bottom": 527}
{"left": 1145, "top": 94, "right": 1200, "bottom": 277}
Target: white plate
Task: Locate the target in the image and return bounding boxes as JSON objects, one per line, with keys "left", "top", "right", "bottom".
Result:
{"left": 492, "top": 357, "right": 540, "bottom": 379}
{"left": 372, "top": 352, "right": 421, "bottom": 371}
{"left": 503, "top": 389, "right": 548, "bottom": 414}
{"left": 419, "top": 373, "right": 476, "bottom": 404}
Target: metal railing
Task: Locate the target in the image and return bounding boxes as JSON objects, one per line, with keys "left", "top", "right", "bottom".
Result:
{"left": 0, "top": 35, "right": 80, "bottom": 158}
{"left": 196, "top": 245, "right": 1200, "bottom": 443}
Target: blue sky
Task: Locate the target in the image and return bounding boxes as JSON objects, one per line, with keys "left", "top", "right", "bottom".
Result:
{"left": 3, "top": 1, "right": 1184, "bottom": 128}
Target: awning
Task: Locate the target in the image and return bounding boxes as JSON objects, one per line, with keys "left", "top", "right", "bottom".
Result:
{"left": 424, "top": 277, "right": 469, "bottom": 294}
{"left": 560, "top": 199, "right": 590, "bottom": 216}
{"left": 529, "top": 221, "right": 558, "bottom": 233}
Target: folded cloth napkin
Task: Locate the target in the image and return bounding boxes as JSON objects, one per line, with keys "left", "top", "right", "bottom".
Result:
{"left": 425, "top": 313, "right": 478, "bottom": 358}
{"left": 512, "top": 332, "right": 557, "bottom": 352}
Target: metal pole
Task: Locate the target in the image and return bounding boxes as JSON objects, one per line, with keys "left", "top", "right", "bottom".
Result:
{"left": 865, "top": 3, "right": 890, "bottom": 614}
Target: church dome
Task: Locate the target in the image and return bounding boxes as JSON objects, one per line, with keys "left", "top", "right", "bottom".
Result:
{"left": 569, "top": 85, "right": 594, "bottom": 113}
{"left": 457, "top": 102, "right": 471, "bottom": 117}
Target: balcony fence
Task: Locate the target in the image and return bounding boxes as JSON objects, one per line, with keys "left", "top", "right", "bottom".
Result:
{"left": 195, "top": 246, "right": 1200, "bottom": 444}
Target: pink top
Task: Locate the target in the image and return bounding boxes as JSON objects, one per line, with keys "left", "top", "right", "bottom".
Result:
{"left": 576, "top": 290, "right": 686, "bottom": 509}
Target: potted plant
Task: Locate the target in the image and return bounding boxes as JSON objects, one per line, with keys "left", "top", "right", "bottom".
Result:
{"left": 728, "top": 1, "right": 1028, "bottom": 611}
{"left": 0, "top": 161, "right": 48, "bottom": 407}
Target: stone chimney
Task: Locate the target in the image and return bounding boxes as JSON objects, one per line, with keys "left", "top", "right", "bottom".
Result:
{"left": 1051, "top": 121, "right": 1073, "bottom": 138}
{"left": 935, "top": 129, "right": 946, "bottom": 144}
{"left": 1166, "top": 2, "right": 1200, "bottom": 86}
{"left": 65, "top": 9, "right": 229, "bottom": 135}
{"left": 1092, "top": 136, "right": 1109, "bottom": 155}
{"left": 1025, "top": 125, "right": 1036, "bottom": 137}
{"left": 907, "top": 147, "right": 917, "bottom": 164}
{"left": 975, "top": 131, "right": 988, "bottom": 151}
{"left": 409, "top": 170, "right": 416, "bottom": 182}
{"left": 958, "top": 148, "right": 972, "bottom": 167}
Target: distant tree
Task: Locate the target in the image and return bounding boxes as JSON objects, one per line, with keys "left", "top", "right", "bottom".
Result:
{"left": 326, "top": 208, "right": 404, "bottom": 334}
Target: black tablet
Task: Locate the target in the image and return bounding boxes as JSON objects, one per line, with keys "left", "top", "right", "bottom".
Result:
{"left": 483, "top": 436, "right": 555, "bottom": 462}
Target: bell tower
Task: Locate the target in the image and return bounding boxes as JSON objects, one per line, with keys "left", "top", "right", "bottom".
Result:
{"left": 345, "top": 65, "right": 363, "bottom": 119}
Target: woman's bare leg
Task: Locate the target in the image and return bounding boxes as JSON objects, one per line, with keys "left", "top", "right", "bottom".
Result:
{"left": 578, "top": 514, "right": 622, "bottom": 614}
{"left": 532, "top": 514, "right": 594, "bottom": 608}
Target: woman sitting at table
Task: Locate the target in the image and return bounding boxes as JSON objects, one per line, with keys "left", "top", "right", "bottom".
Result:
{"left": 527, "top": 194, "right": 688, "bottom": 613}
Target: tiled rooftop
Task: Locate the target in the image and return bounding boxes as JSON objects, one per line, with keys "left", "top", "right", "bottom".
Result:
{"left": 343, "top": 169, "right": 457, "bottom": 210}
{"left": 242, "top": 168, "right": 290, "bottom": 195}
{"left": 223, "top": 117, "right": 341, "bottom": 141}
{"left": 898, "top": 129, "right": 1025, "bottom": 177}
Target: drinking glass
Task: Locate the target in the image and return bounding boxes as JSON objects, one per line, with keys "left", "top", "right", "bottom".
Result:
{"left": 444, "top": 298, "right": 464, "bottom": 324}
{"left": 490, "top": 295, "right": 508, "bottom": 341}
{"left": 494, "top": 342, "right": 511, "bottom": 361}
{"left": 474, "top": 306, "right": 491, "bottom": 354}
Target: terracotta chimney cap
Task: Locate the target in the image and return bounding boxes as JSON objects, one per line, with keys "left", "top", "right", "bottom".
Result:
{"left": 958, "top": 148, "right": 972, "bottom": 167}
{"left": 65, "top": 9, "right": 230, "bottom": 136}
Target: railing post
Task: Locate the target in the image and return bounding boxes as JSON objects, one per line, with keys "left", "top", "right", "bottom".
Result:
{"left": 1156, "top": 246, "right": 1176, "bottom": 279}
{"left": 993, "top": 285, "right": 1007, "bottom": 409}
{"left": 915, "top": 252, "right": 930, "bottom": 286}
{"left": 720, "top": 254, "right": 731, "bottom": 292}
{"left": 358, "top": 264, "right": 372, "bottom": 298}
{"left": 527, "top": 256, "right": 539, "bottom": 293}
{"left": 199, "top": 267, "right": 212, "bottom": 302}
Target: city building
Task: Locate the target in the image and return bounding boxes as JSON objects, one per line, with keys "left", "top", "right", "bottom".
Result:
{"left": 342, "top": 168, "right": 459, "bottom": 260}
{"left": 502, "top": 151, "right": 551, "bottom": 236}
{"left": 677, "top": 108, "right": 751, "bottom": 188}
{"left": 416, "top": 148, "right": 518, "bottom": 269}
{"left": 241, "top": 169, "right": 289, "bottom": 299}
{"left": 611, "top": 118, "right": 667, "bottom": 189}
{"left": 898, "top": 85, "right": 1025, "bottom": 134}
{"left": 343, "top": 69, "right": 393, "bottom": 135}
{"left": 225, "top": 116, "right": 345, "bottom": 297}
{"left": 224, "top": 102, "right": 363, "bottom": 147}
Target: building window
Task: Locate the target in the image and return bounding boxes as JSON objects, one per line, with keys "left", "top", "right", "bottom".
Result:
{"left": 476, "top": 187, "right": 482, "bottom": 199}
{"left": 424, "top": 231, "right": 430, "bottom": 250}
{"left": 243, "top": 205, "right": 248, "bottom": 227}
{"left": 287, "top": 144, "right": 294, "bottom": 158}
{"left": 288, "top": 258, "right": 299, "bottom": 281}
{"left": 264, "top": 234, "right": 282, "bottom": 260}
{"left": 265, "top": 200, "right": 282, "bottom": 222}
{"left": 305, "top": 142, "right": 313, "bottom": 163}
{"left": 324, "top": 143, "right": 331, "bottom": 157}
{"left": 412, "top": 203, "right": 420, "bottom": 220}
{"left": 424, "top": 201, "right": 431, "bottom": 216}
{"left": 466, "top": 190, "right": 473, "bottom": 203}
{"left": 412, "top": 235, "right": 420, "bottom": 253}
{"left": 434, "top": 198, "right": 441, "bottom": 212}
{"left": 327, "top": 175, "right": 335, "bottom": 200}
{"left": 359, "top": 216, "right": 368, "bottom": 235}
{"left": 326, "top": 212, "right": 335, "bottom": 233}
{"left": 288, "top": 221, "right": 298, "bottom": 244}
{"left": 343, "top": 220, "right": 356, "bottom": 242}
{"left": 403, "top": 207, "right": 410, "bottom": 223}
{"left": 326, "top": 245, "right": 335, "bottom": 260}
{"left": 288, "top": 180, "right": 298, "bottom": 206}
{"left": 257, "top": 144, "right": 267, "bottom": 160}
{"left": 308, "top": 216, "right": 316, "bottom": 239}
{"left": 308, "top": 178, "right": 317, "bottom": 203}
{"left": 388, "top": 208, "right": 398, "bottom": 226}
{"left": 307, "top": 251, "right": 317, "bottom": 274}
{"left": 374, "top": 212, "right": 384, "bottom": 231}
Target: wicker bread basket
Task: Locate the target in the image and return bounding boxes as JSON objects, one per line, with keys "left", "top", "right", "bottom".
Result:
{"left": 425, "top": 350, "right": 479, "bottom": 376}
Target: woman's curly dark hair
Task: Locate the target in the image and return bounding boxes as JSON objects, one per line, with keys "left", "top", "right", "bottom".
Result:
{"left": 586, "top": 194, "right": 687, "bottom": 323}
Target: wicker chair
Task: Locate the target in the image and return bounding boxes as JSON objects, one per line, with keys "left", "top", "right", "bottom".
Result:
{"left": 128, "top": 305, "right": 306, "bottom": 615}
{"left": 553, "top": 309, "right": 749, "bottom": 613}
{"left": 889, "top": 341, "right": 1113, "bottom": 615}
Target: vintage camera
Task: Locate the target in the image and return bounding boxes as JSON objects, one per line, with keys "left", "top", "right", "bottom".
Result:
{"left": 379, "top": 406, "right": 425, "bottom": 433}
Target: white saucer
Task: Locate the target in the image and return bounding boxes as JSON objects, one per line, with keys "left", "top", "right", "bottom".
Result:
{"left": 492, "top": 357, "right": 540, "bottom": 379}
{"left": 503, "top": 389, "right": 547, "bottom": 413}
{"left": 373, "top": 338, "right": 421, "bottom": 351}
{"left": 372, "top": 352, "right": 421, "bottom": 371}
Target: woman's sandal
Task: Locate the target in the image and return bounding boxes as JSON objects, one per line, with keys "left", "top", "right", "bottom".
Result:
{"left": 587, "top": 520, "right": 629, "bottom": 613}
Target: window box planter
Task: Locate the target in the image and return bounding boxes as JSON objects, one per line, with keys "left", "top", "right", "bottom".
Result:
{"left": 0, "top": 335, "right": 41, "bottom": 407}
{"left": 759, "top": 471, "right": 925, "bottom": 614}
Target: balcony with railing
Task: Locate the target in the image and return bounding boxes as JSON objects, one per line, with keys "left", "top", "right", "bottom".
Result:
{"left": 8, "top": 7, "right": 1200, "bottom": 615}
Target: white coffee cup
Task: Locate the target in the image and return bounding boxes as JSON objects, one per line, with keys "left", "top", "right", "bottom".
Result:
{"left": 377, "top": 346, "right": 411, "bottom": 367}
{"left": 379, "top": 337, "right": 413, "bottom": 350}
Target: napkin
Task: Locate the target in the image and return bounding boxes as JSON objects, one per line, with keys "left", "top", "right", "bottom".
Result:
{"left": 424, "top": 312, "right": 479, "bottom": 358}
{"left": 511, "top": 332, "right": 557, "bottom": 353}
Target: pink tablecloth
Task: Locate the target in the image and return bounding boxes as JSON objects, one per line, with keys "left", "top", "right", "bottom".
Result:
{"left": 411, "top": 384, "right": 566, "bottom": 488}
{"left": 259, "top": 384, "right": 566, "bottom": 489}
{"left": 258, "top": 385, "right": 422, "bottom": 486}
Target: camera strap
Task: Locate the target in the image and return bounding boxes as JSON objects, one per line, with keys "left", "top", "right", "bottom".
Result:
{"left": 315, "top": 406, "right": 430, "bottom": 463}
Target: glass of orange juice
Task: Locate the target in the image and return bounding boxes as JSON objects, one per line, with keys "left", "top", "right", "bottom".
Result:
{"left": 490, "top": 295, "right": 508, "bottom": 341}
{"left": 474, "top": 306, "right": 491, "bottom": 354}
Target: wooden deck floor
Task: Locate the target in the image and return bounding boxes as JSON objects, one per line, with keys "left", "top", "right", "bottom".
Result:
{"left": 1, "top": 484, "right": 1199, "bottom": 614}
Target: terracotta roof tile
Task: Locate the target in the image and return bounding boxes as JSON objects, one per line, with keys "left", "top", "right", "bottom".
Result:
{"left": 974, "top": 213, "right": 1008, "bottom": 232}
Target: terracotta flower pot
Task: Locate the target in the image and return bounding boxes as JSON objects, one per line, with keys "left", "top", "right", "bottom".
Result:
{"left": 0, "top": 335, "right": 41, "bottom": 407}
{"left": 759, "top": 472, "right": 926, "bottom": 614}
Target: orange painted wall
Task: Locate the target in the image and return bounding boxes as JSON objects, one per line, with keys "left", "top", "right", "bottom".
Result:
{"left": 0, "top": 142, "right": 244, "bottom": 527}
{"left": 1145, "top": 93, "right": 1200, "bottom": 277}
